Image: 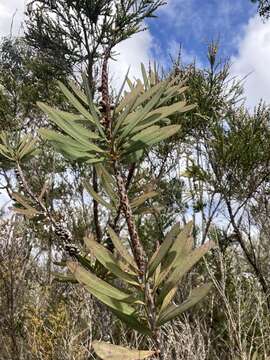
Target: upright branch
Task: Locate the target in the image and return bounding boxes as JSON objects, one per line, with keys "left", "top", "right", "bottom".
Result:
{"left": 113, "top": 160, "right": 146, "bottom": 273}
{"left": 99, "top": 48, "right": 113, "bottom": 134}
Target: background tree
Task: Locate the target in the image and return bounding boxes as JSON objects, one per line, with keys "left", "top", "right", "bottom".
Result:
{"left": 1, "top": 1, "right": 270, "bottom": 359}
{"left": 251, "top": 0, "right": 270, "bottom": 18}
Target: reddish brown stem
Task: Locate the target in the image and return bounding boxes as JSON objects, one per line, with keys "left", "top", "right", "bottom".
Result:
{"left": 113, "top": 160, "right": 146, "bottom": 273}
{"left": 93, "top": 167, "right": 102, "bottom": 243}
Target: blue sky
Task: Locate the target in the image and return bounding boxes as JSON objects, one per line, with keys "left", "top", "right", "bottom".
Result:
{"left": 148, "top": 0, "right": 256, "bottom": 67}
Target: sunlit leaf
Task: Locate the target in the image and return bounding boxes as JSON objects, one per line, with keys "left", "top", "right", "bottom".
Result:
{"left": 67, "top": 261, "right": 136, "bottom": 315}
{"left": 157, "top": 283, "right": 212, "bottom": 325}
{"left": 147, "top": 222, "right": 180, "bottom": 278}
{"left": 84, "top": 235, "right": 140, "bottom": 286}
{"left": 92, "top": 341, "right": 157, "bottom": 360}
{"left": 83, "top": 181, "right": 114, "bottom": 210}
{"left": 130, "top": 191, "right": 158, "bottom": 208}
{"left": 107, "top": 226, "right": 139, "bottom": 273}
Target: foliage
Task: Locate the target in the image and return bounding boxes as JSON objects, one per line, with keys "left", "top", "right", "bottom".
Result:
{"left": 1, "top": 1, "right": 270, "bottom": 359}
{"left": 251, "top": 0, "right": 270, "bottom": 18}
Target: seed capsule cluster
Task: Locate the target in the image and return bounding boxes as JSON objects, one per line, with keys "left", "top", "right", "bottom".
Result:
{"left": 14, "top": 167, "right": 80, "bottom": 258}
{"left": 64, "top": 244, "right": 80, "bottom": 258}
{"left": 53, "top": 222, "right": 80, "bottom": 258}
{"left": 14, "top": 169, "right": 24, "bottom": 189}
{"left": 53, "top": 222, "right": 72, "bottom": 242}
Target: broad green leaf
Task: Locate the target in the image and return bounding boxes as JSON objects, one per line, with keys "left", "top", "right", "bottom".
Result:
{"left": 149, "top": 68, "right": 156, "bottom": 86}
{"left": 157, "top": 283, "right": 212, "bottom": 325}
{"left": 147, "top": 222, "right": 180, "bottom": 277}
{"left": 17, "top": 135, "right": 31, "bottom": 153}
{"left": 153, "top": 263, "right": 162, "bottom": 288}
{"left": 75, "top": 254, "right": 95, "bottom": 272}
{"left": 82, "top": 73, "right": 107, "bottom": 139}
{"left": 114, "top": 67, "right": 130, "bottom": 110}
{"left": 84, "top": 236, "right": 140, "bottom": 286}
{"left": 158, "top": 240, "right": 214, "bottom": 303}
{"left": 127, "top": 125, "right": 161, "bottom": 142}
{"left": 141, "top": 63, "right": 149, "bottom": 89}
{"left": 126, "top": 77, "right": 135, "bottom": 91}
{"left": 118, "top": 82, "right": 168, "bottom": 143}
{"left": 67, "top": 262, "right": 136, "bottom": 315}
{"left": 143, "top": 101, "right": 189, "bottom": 122}
{"left": 39, "top": 130, "right": 100, "bottom": 161}
{"left": 37, "top": 103, "right": 104, "bottom": 152}
{"left": 52, "top": 144, "right": 95, "bottom": 161}
{"left": 85, "top": 157, "right": 105, "bottom": 164}
{"left": 39, "top": 129, "right": 87, "bottom": 150}
{"left": 18, "top": 137, "right": 38, "bottom": 160}
{"left": 56, "top": 110, "right": 100, "bottom": 139}
{"left": 156, "top": 221, "right": 193, "bottom": 286}
{"left": 95, "top": 164, "right": 118, "bottom": 205}
{"left": 0, "top": 144, "right": 13, "bottom": 160}
{"left": 112, "top": 309, "right": 151, "bottom": 336}
{"left": 113, "top": 84, "right": 143, "bottom": 137}
{"left": 68, "top": 80, "right": 88, "bottom": 105}
{"left": 159, "top": 287, "right": 177, "bottom": 313}
{"left": 121, "top": 131, "right": 160, "bottom": 156}
{"left": 92, "top": 341, "right": 156, "bottom": 360}
{"left": 124, "top": 149, "right": 144, "bottom": 164}
{"left": 158, "top": 86, "right": 189, "bottom": 107}
{"left": 107, "top": 226, "right": 139, "bottom": 273}
{"left": 130, "top": 191, "right": 158, "bottom": 208}
{"left": 121, "top": 109, "right": 141, "bottom": 127}
{"left": 122, "top": 125, "right": 181, "bottom": 157}
{"left": 115, "top": 81, "right": 144, "bottom": 114}
{"left": 83, "top": 181, "right": 114, "bottom": 210}
{"left": 52, "top": 272, "right": 78, "bottom": 283}
{"left": 54, "top": 109, "right": 86, "bottom": 122}
{"left": 57, "top": 81, "right": 96, "bottom": 124}
{"left": 127, "top": 114, "right": 169, "bottom": 135}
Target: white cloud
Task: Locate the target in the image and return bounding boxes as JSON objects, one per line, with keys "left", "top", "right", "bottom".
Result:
{"left": 0, "top": 0, "right": 25, "bottom": 37}
{"left": 109, "top": 29, "right": 153, "bottom": 88}
{"left": 231, "top": 15, "right": 270, "bottom": 108}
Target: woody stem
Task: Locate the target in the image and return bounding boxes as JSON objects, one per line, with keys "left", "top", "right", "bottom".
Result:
{"left": 113, "top": 160, "right": 146, "bottom": 273}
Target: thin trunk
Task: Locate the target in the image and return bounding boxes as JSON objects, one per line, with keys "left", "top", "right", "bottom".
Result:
{"left": 226, "top": 198, "right": 270, "bottom": 310}
{"left": 113, "top": 160, "right": 145, "bottom": 273}
{"left": 93, "top": 167, "right": 102, "bottom": 243}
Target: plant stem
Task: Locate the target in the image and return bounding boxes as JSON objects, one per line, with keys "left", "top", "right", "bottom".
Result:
{"left": 113, "top": 160, "right": 146, "bottom": 273}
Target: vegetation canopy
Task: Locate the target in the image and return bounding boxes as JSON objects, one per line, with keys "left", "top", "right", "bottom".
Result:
{"left": 1, "top": 1, "right": 270, "bottom": 359}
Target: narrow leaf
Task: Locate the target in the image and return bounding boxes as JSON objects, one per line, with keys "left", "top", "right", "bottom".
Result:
{"left": 92, "top": 341, "right": 157, "bottom": 360}
{"left": 130, "top": 191, "right": 158, "bottom": 208}
{"left": 147, "top": 222, "right": 180, "bottom": 277}
{"left": 157, "top": 283, "right": 212, "bottom": 325}
{"left": 67, "top": 261, "right": 136, "bottom": 315}
{"left": 158, "top": 241, "right": 215, "bottom": 303}
{"left": 107, "top": 226, "right": 139, "bottom": 273}
{"left": 112, "top": 310, "right": 151, "bottom": 336}
{"left": 57, "top": 81, "right": 96, "bottom": 124}
{"left": 84, "top": 236, "right": 140, "bottom": 286}
{"left": 84, "top": 181, "right": 114, "bottom": 210}
{"left": 156, "top": 221, "right": 193, "bottom": 286}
